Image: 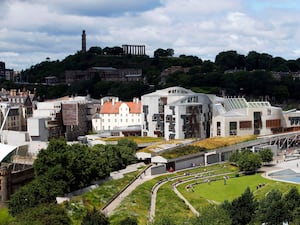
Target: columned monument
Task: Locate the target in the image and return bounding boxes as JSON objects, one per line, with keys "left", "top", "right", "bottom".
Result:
{"left": 122, "top": 44, "right": 146, "bottom": 56}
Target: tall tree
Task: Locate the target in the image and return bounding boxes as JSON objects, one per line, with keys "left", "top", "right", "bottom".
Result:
{"left": 237, "top": 150, "right": 262, "bottom": 173}
{"left": 229, "top": 187, "right": 257, "bottom": 225}
{"left": 255, "top": 189, "right": 288, "bottom": 225}
{"left": 259, "top": 148, "right": 273, "bottom": 164}
{"left": 284, "top": 187, "right": 300, "bottom": 223}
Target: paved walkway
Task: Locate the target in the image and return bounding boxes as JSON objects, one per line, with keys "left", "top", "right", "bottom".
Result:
{"left": 102, "top": 166, "right": 153, "bottom": 216}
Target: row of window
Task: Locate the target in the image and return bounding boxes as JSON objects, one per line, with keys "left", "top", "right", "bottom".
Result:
{"left": 103, "top": 113, "right": 139, "bottom": 117}
{"left": 217, "top": 119, "right": 282, "bottom": 136}
{"left": 94, "top": 118, "right": 140, "bottom": 123}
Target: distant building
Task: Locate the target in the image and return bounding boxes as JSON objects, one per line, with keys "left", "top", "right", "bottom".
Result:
{"left": 44, "top": 76, "right": 57, "bottom": 85}
{"left": 0, "top": 89, "right": 34, "bottom": 134}
{"left": 122, "top": 44, "right": 146, "bottom": 56}
{"left": 0, "top": 62, "right": 5, "bottom": 79}
{"left": 271, "top": 71, "right": 300, "bottom": 80}
{"left": 160, "top": 66, "right": 190, "bottom": 85}
{"left": 65, "top": 67, "right": 143, "bottom": 84}
{"left": 5, "top": 69, "right": 14, "bottom": 81}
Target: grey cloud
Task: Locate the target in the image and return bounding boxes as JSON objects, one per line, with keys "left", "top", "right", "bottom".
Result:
{"left": 44, "top": 0, "right": 162, "bottom": 17}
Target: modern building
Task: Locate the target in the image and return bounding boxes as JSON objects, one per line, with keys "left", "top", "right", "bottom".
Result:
{"left": 141, "top": 87, "right": 212, "bottom": 140}
{"left": 92, "top": 97, "right": 142, "bottom": 136}
{"left": 211, "top": 97, "right": 300, "bottom": 137}
{"left": 29, "top": 96, "right": 97, "bottom": 141}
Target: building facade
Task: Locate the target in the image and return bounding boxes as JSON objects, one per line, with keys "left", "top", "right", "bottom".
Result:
{"left": 65, "top": 67, "right": 143, "bottom": 84}
{"left": 211, "top": 97, "right": 300, "bottom": 137}
{"left": 141, "top": 87, "right": 212, "bottom": 140}
{"left": 92, "top": 97, "right": 142, "bottom": 136}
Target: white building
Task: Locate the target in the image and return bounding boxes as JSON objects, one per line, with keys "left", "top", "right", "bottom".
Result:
{"left": 32, "top": 101, "right": 62, "bottom": 120}
{"left": 211, "top": 97, "right": 300, "bottom": 137}
{"left": 141, "top": 87, "right": 212, "bottom": 140}
{"left": 92, "top": 97, "right": 142, "bottom": 135}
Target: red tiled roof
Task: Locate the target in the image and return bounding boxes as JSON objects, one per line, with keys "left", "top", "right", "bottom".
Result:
{"left": 100, "top": 101, "right": 141, "bottom": 114}
{"left": 126, "top": 101, "right": 141, "bottom": 113}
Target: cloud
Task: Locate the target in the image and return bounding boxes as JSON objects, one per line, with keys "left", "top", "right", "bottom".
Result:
{"left": 1, "top": 0, "right": 300, "bottom": 70}
{"left": 43, "top": 0, "right": 162, "bottom": 17}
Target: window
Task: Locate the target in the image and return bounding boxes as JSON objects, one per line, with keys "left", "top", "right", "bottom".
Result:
{"left": 239, "top": 121, "right": 252, "bottom": 129}
{"left": 229, "top": 122, "right": 237, "bottom": 136}
{"left": 152, "top": 115, "right": 157, "bottom": 121}
{"left": 266, "top": 119, "right": 281, "bottom": 128}
{"left": 217, "top": 121, "right": 221, "bottom": 136}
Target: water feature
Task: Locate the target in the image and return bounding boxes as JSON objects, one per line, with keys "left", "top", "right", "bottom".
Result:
{"left": 269, "top": 169, "right": 300, "bottom": 184}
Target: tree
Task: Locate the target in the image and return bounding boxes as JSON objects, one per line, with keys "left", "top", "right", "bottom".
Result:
{"left": 284, "top": 187, "right": 300, "bottom": 223}
{"left": 88, "top": 46, "right": 103, "bottom": 55}
{"left": 229, "top": 150, "right": 241, "bottom": 165}
{"left": 81, "top": 208, "right": 109, "bottom": 225}
{"left": 191, "top": 205, "right": 231, "bottom": 225}
{"left": 255, "top": 189, "right": 288, "bottom": 225}
{"left": 154, "top": 48, "right": 174, "bottom": 57}
{"left": 237, "top": 150, "right": 262, "bottom": 173}
{"left": 259, "top": 148, "right": 273, "bottom": 164}
{"left": 228, "top": 187, "right": 257, "bottom": 225}
{"left": 215, "top": 50, "right": 242, "bottom": 71}
{"left": 13, "top": 203, "right": 71, "bottom": 225}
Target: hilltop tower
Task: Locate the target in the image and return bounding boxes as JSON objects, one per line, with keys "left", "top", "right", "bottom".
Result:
{"left": 82, "top": 30, "right": 86, "bottom": 53}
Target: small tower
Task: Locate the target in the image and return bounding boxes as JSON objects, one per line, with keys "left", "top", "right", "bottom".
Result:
{"left": 82, "top": 30, "right": 86, "bottom": 53}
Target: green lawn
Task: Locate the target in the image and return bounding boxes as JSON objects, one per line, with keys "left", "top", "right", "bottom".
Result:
{"left": 0, "top": 207, "right": 14, "bottom": 224}
{"left": 155, "top": 181, "right": 194, "bottom": 223}
{"left": 178, "top": 172, "right": 300, "bottom": 212}
{"left": 110, "top": 163, "right": 237, "bottom": 224}
{"left": 109, "top": 178, "right": 158, "bottom": 225}
{"left": 63, "top": 163, "right": 300, "bottom": 225}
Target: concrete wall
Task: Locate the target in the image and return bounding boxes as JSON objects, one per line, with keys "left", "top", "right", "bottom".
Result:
{"left": 0, "top": 165, "right": 34, "bottom": 205}
{"left": 174, "top": 155, "right": 205, "bottom": 171}
{"left": 151, "top": 164, "right": 166, "bottom": 175}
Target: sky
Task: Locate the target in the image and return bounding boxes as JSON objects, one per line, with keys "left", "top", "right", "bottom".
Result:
{"left": 1, "top": 0, "right": 300, "bottom": 71}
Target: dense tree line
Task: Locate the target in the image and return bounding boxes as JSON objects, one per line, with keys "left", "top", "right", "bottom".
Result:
{"left": 14, "top": 49, "right": 300, "bottom": 104}
{"left": 8, "top": 138, "right": 138, "bottom": 221}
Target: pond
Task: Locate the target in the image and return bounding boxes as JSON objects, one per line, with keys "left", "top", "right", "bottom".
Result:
{"left": 269, "top": 169, "right": 300, "bottom": 184}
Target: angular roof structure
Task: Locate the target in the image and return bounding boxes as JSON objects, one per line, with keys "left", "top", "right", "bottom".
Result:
{"left": 0, "top": 143, "right": 17, "bottom": 162}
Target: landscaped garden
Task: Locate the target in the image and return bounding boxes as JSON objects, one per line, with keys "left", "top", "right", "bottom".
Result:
{"left": 109, "top": 162, "right": 300, "bottom": 224}
{"left": 64, "top": 167, "right": 145, "bottom": 225}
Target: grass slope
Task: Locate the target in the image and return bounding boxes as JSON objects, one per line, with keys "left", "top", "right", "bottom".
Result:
{"left": 178, "top": 172, "right": 300, "bottom": 212}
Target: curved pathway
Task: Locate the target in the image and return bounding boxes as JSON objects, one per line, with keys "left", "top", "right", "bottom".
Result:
{"left": 103, "top": 156, "right": 299, "bottom": 222}
{"left": 148, "top": 167, "right": 234, "bottom": 223}
{"left": 102, "top": 166, "right": 153, "bottom": 215}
